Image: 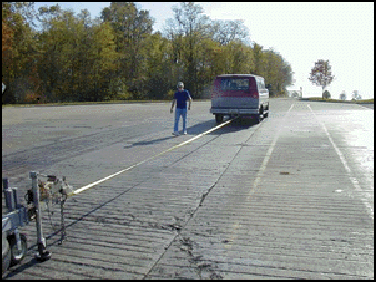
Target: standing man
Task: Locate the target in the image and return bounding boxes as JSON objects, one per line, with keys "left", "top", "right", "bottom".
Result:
{"left": 170, "top": 82, "right": 192, "bottom": 136}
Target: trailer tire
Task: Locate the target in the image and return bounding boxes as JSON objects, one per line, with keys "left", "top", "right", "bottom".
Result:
{"left": 8, "top": 233, "right": 27, "bottom": 267}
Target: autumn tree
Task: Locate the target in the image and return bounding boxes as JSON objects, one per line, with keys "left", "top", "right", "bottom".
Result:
{"left": 90, "top": 21, "right": 121, "bottom": 101}
{"left": 194, "top": 38, "right": 221, "bottom": 98}
{"left": 2, "top": 3, "right": 13, "bottom": 59}
{"left": 210, "top": 19, "right": 250, "bottom": 47}
{"left": 309, "top": 59, "right": 335, "bottom": 98}
{"left": 166, "top": 2, "right": 210, "bottom": 97}
{"left": 2, "top": 3, "right": 14, "bottom": 103}
{"left": 250, "top": 43, "right": 265, "bottom": 76}
{"left": 2, "top": 2, "right": 294, "bottom": 103}
{"left": 141, "top": 32, "right": 173, "bottom": 99}
{"left": 37, "top": 7, "right": 75, "bottom": 102}
{"left": 1, "top": 2, "right": 43, "bottom": 103}
{"left": 264, "top": 49, "right": 285, "bottom": 96}
{"left": 278, "top": 58, "right": 293, "bottom": 96}
{"left": 36, "top": 4, "right": 62, "bottom": 32}
{"left": 101, "top": 2, "right": 154, "bottom": 99}
{"left": 75, "top": 9, "right": 94, "bottom": 101}
{"left": 224, "top": 41, "right": 252, "bottom": 74}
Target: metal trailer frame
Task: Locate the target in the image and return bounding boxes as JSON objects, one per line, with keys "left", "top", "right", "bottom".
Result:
{"left": 2, "top": 171, "right": 72, "bottom": 273}
{"left": 28, "top": 171, "right": 52, "bottom": 261}
{"left": 2, "top": 178, "right": 30, "bottom": 273}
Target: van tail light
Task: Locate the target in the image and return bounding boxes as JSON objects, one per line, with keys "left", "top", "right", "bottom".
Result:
{"left": 251, "top": 90, "right": 259, "bottom": 99}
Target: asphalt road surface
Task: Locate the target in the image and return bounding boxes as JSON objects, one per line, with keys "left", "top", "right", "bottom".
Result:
{"left": 2, "top": 99, "right": 374, "bottom": 279}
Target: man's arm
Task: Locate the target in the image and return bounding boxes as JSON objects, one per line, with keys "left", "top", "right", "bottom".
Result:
{"left": 171, "top": 99, "right": 175, "bottom": 111}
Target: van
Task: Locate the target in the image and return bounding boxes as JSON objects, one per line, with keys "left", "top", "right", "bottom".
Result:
{"left": 210, "top": 74, "right": 269, "bottom": 123}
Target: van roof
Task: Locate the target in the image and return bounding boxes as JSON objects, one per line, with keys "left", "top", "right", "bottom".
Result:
{"left": 216, "top": 74, "right": 261, "bottom": 78}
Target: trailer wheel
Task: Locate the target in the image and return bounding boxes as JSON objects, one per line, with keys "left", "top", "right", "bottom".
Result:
{"left": 8, "top": 233, "right": 27, "bottom": 267}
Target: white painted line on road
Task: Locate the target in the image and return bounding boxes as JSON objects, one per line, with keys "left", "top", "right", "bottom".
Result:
{"left": 251, "top": 103, "right": 295, "bottom": 190}
{"left": 307, "top": 104, "right": 374, "bottom": 220}
{"left": 73, "top": 120, "right": 232, "bottom": 195}
{"left": 225, "top": 104, "right": 295, "bottom": 248}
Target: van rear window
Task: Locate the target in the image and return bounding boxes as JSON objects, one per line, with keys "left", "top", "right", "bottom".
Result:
{"left": 220, "top": 78, "right": 250, "bottom": 90}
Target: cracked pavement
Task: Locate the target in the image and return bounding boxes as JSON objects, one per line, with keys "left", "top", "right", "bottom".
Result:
{"left": 3, "top": 100, "right": 374, "bottom": 279}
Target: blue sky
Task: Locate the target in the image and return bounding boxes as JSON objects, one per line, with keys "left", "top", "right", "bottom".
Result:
{"left": 33, "top": 2, "right": 374, "bottom": 99}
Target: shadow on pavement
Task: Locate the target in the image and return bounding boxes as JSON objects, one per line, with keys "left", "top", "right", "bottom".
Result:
{"left": 3, "top": 255, "right": 44, "bottom": 279}
{"left": 188, "top": 116, "right": 260, "bottom": 136}
{"left": 124, "top": 136, "right": 175, "bottom": 148}
{"left": 123, "top": 117, "right": 262, "bottom": 149}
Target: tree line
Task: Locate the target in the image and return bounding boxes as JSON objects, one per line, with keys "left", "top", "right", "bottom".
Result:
{"left": 2, "top": 2, "right": 293, "bottom": 104}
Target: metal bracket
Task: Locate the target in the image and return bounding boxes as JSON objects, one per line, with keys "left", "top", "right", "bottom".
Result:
{"left": 2, "top": 178, "right": 29, "bottom": 260}
{"left": 3, "top": 172, "right": 74, "bottom": 267}
{"left": 29, "top": 171, "right": 52, "bottom": 261}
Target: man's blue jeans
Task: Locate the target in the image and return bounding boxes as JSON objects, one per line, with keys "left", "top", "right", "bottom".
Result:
{"left": 174, "top": 108, "right": 187, "bottom": 133}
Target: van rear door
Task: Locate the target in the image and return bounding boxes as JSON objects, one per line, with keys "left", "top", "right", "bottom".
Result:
{"left": 219, "top": 77, "right": 258, "bottom": 110}
{"left": 211, "top": 78, "right": 222, "bottom": 109}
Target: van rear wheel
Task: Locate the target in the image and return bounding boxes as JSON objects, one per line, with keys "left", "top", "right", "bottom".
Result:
{"left": 253, "top": 114, "right": 261, "bottom": 124}
{"left": 215, "top": 114, "right": 224, "bottom": 124}
{"left": 264, "top": 104, "right": 269, "bottom": 118}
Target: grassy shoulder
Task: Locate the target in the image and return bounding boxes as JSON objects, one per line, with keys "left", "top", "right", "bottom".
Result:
{"left": 300, "top": 97, "right": 374, "bottom": 104}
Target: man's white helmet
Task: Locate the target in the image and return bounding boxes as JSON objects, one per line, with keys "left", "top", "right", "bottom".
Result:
{"left": 178, "top": 82, "right": 184, "bottom": 89}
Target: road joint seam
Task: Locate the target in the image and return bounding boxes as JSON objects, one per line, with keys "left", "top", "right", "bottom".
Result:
{"left": 144, "top": 118, "right": 266, "bottom": 279}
